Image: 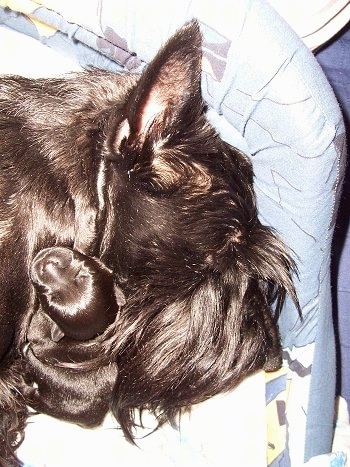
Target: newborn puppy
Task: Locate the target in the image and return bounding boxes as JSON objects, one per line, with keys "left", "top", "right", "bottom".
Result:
{"left": 20, "top": 247, "right": 124, "bottom": 429}
{"left": 30, "top": 247, "right": 125, "bottom": 341}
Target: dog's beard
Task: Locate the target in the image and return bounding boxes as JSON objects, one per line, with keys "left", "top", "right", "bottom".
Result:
{"left": 106, "top": 219, "right": 296, "bottom": 439}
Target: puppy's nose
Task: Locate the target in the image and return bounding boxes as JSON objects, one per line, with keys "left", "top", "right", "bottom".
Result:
{"left": 42, "top": 250, "right": 71, "bottom": 269}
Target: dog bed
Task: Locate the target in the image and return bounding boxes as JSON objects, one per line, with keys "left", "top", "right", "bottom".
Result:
{"left": 0, "top": 1, "right": 346, "bottom": 465}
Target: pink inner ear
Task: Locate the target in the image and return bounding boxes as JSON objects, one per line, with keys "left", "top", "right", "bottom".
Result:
{"left": 114, "top": 119, "right": 130, "bottom": 150}
{"left": 115, "top": 95, "right": 165, "bottom": 149}
{"left": 138, "top": 92, "right": 166, "bottom": 135}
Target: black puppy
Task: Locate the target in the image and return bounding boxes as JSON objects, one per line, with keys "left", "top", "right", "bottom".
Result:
{"left": 0, "top": 20, "right": 299, "bottom": 465}
{"left": 21, "top": 310, "right": 118, "bottom": 428}
{"left": 8, "top": 247, "right": 123, "bottom": 465}
{"left": 19, "top": 247, "right": 125, "bottom": 429}
{"left": 1, "top": 247, "right": 123, "bottom": 464}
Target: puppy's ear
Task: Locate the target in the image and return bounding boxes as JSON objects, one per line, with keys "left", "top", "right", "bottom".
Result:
{"left": 113, "top": 20, "right": 203, "bottom": 155}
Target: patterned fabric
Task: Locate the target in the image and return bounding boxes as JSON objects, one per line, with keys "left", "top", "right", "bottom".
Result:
{"left": 0, "top": 0, "right": 346, "bottom": 465}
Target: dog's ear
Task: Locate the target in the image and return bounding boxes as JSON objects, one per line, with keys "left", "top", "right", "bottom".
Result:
{"left": 112, "top": 20, "right": 203, "bottom": 166}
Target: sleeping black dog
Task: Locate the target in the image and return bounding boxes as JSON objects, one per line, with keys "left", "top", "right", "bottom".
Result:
{"left": 0, "top": 20, "right": 299, "bottom": 465}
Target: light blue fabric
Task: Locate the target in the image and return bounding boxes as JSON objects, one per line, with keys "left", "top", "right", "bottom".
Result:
{"left": 193, "top": 4, "right": 344, "bottom": 461}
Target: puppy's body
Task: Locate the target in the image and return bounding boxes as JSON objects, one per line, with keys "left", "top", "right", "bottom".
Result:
{"left": 21, "top": 310, "right": 118, "bottom": 427}
{"left": 19, "top": 246, "right": 124, "bottom": 429}
{"left": 0, "top": 21, "right": 299, "bottom": 465}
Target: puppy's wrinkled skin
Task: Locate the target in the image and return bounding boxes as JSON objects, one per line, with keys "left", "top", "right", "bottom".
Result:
{"left": 0, "top": 20, "right": 299, "bottom": 464}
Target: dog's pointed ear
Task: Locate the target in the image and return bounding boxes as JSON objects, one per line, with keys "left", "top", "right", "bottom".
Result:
{"left": 114, "top": 20, "right": 203, "bottom": 152}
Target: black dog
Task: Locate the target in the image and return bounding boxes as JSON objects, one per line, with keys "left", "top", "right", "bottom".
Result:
{"left": 0, "top": 20, "right": 299, "bottom": 465}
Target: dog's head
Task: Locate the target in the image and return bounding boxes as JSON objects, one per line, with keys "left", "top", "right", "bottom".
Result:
{"left": 87, "top": 21, "right": 299, "bottom": 438}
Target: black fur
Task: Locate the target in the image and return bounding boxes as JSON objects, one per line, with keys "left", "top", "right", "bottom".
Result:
{"left": 0, "top": 21, "right": 299, "bottom": 465}
{"left": 21, "top": 309, "right": 118, "bottom": 428}
{"left": 30, "top": 247, "right": 125, "bottom": 341}
{"left": 18, "top": 247, "right": 123, "bottom": 431}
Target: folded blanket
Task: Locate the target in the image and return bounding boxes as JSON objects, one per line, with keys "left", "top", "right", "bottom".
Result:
{"left": 0, "top": 0, "right": 145, "bottom": 72}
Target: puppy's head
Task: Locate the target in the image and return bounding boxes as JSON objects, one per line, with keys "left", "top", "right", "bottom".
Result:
{"left": 94, "top": 21, "right": 299, "bottom": 439}
{"left": 30, "top": 247, "right": 125, "bottom": 341}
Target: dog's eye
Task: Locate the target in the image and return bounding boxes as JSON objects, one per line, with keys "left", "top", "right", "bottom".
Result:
{"left": 147, "top": 157, "right": 212, "bottom": 195}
